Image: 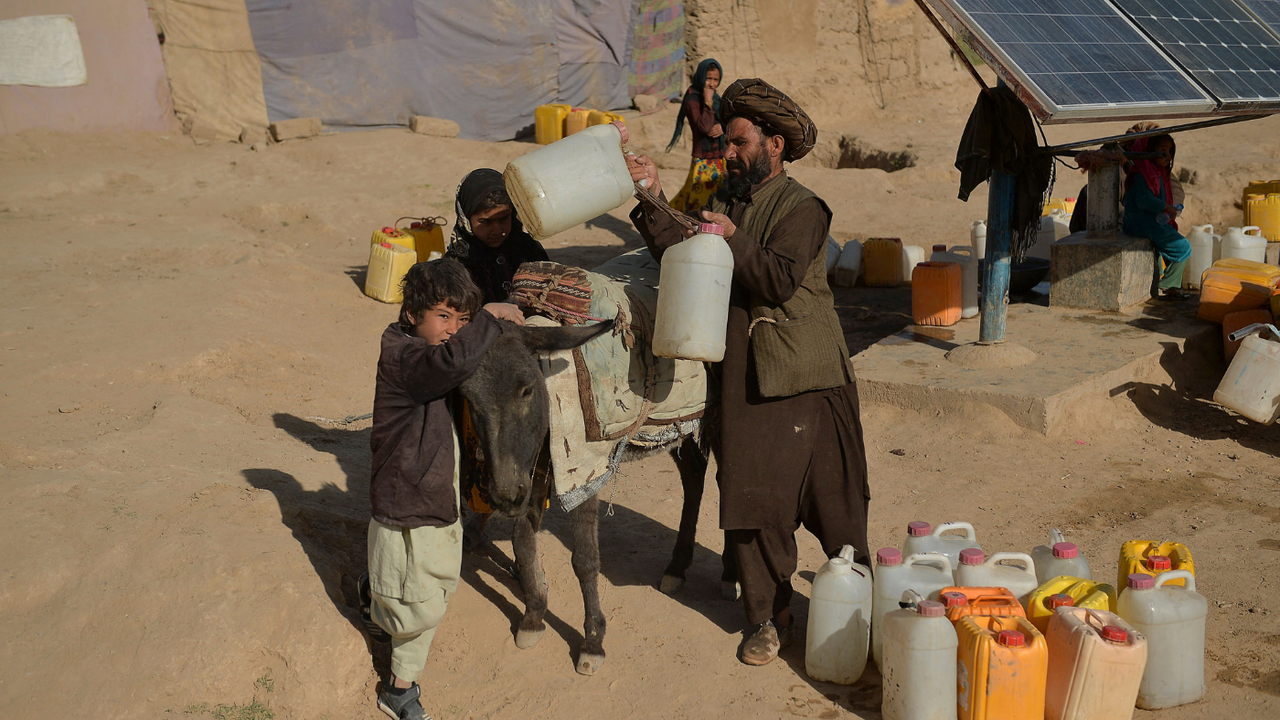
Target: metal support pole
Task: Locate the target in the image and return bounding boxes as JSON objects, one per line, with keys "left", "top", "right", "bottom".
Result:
{"left": 980, "top": 167, "right": 1016, "bottom": 344}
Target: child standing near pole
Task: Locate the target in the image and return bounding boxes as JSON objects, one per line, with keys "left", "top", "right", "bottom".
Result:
{"left": 358, "top": 258, "right": 524, "bottom": 720}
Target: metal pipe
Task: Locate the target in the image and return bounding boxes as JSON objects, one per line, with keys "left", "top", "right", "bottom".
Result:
{"left": 1041, "top": 114, "right": 1266, "bottom": 154}
{"left": 980, "top": 167, "right": 1016, "bottom": 343}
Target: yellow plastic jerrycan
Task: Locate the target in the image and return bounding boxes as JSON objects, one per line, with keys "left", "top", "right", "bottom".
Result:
{"left": 587, "top": 110, "right": 625, "bottom": 127}
{"left": 398, "top": 216, "right": 447, "bottom": 262}
{"left": 956, "top": 615, "right": 1047, "bottom": 720}
{"left": 535, "top": 103, "right": 571, "bottom": 145}
{"left": 1043, "top": 197, "right": 1077, "bottom": 216}
{"left": 863, "top": 237, "right": 904, "bottom": 287}
{"left": 1117, "top": 541, "right": 1194, "bottom": 591}
{"left": 372, "top": 226, "right": 415, "bottom": 253}
{"left": 1244, "top": 194, "right": 1280, "bottom": 241}
{"left": 1027, "top": 576, "right": 1117, "bottom": 633}
{"left": 564, "top": 108, "right": 591, "bottom": 136}
{"left": 365, "top": 242, "right": 418, "bottom": 304}
{"left": 1243, "top": 180, "right": 1280, "bottom": 214}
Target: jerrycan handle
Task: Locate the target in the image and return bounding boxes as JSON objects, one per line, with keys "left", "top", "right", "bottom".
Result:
{"left": 1049, "top": 529, "right": 1066, "bottom": 546}
{"left": 836, "top": 544, "right": 858, "bottom": 564}
{"left": 933, "top": 521, "right": 977, "bottom": 541}
{"left": 1153, "top": 570, "right": 1196, "bottom": 592}
{"left": 988, "top": 552, "right": 1037, "bottom": 576}
{"left": 951, "top": 246, "right": 974, "bottom": 259}
{"left": 903, "top": 552, "right": 953, "bottom": 574}
{"left": 1243, "top": 226, "right": 1262, "bottom": 235}
{"left": 970, "top": 595, "right": 1014, "bottom": 607}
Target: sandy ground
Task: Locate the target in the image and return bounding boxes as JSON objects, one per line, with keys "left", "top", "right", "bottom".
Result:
{"left": 2, "top": 101, "right": 1279, "bottom": 720}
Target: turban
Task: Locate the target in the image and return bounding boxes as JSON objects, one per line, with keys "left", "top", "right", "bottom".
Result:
{"left": 719, "top": 78, "right": 817, "bottom": 162}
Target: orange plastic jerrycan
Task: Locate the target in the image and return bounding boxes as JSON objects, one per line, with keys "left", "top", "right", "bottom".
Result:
{"left": 863, "top": 238, "right": 904, "bottom": 287}
{"left": 940, "top": 586, "right": 1027, "bottom": 624}
{"left": 1198, "top": 261, "right": 1280, "bottom": 322}
{"left": 956, "top": 615, "right": 1047, "bottom": 720}
{"left": 912, "top": 259, "right": 962, "bottom": 326}
{"left": 564, "top": 108, "right": 591, "bottom": 136}
{"left": 1117, "top": 541, "right": 1194, "bottom": 591}
{"left": 1045, "top": 608, "right": 1147, "bottom": 720}
{"left": 535, "top": 103, "right": 571, "bottom": 145}
{"left": 399, "top": 216, "right": 447, "bottom": 262}
{"left": 1027, "top": 576, "right": 1116, "bottom": 633}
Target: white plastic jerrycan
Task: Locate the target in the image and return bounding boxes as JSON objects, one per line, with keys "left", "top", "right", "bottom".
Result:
{"left": 1214, "top": 322, "right": 1280, "bottom": 424}
{"left": 832, "top": 239, "right": 863, "bottom": 288}
{"left": 931, "top": 245, "right": 979, "bottom": 318}
{"left": 872, "top": 548, "right": 954, "bottom": 670}
{"left": 825, "top": 235, "right": 842, "bottom": 276}
{"left": 652, "top": 223, "right": 734, "bottom": 362}
{"left": 1185, "top": 224, "right": 1218, "bottom": 289}
{"left": 1116, "top": 571, "right": 1206, "bottom": 710}
{"left": 902, "top": 520, "right": 981, "bottom": 571}
{"left": 901, "top": 244, "right": 927, "bottom": 283}
{"left": 1031, "top": 529, "right": 1092, "bottom": 585}
{"left": 503, "top": 121, "right": 634, "bottom": 239}
{"left": 971, "top": 220, "right": 987, "bottom": 260}
{"left": 881, "top": 600, "right": 958, "bottom": 720}
{"left": 806, "top": 545, "right": 874, "bottom": 684}
{"left": 1030, "top": 209, "right": 1071, "bottom": 259}
{"left": 956, "top": 549, "right": 1040, "bottom": 608}
{"left": 1221, "top": 226, "right": 1266, "bottom": 264}
{"left": 1044, "top": 608, "right": 1147, "bottom": 720}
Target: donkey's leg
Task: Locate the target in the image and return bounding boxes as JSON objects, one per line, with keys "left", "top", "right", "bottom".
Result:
{"left": 570, "top": 494, "right": 606, "bottom": 675}
{"left": 661, "top": 435, "right": 709, "bottom": 595}
{"left": 512, "top": 498, "right": 549, "bottom": 649}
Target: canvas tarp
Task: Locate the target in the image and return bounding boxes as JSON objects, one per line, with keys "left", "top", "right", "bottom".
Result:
{"left": 0, "top": 0, "right": 174, "bottom": 135}
{"left": 0, "top": 15, "right": 87, "bottom": 87}
{"left": 629, "top": 0, "right": 684, "bottom": 99}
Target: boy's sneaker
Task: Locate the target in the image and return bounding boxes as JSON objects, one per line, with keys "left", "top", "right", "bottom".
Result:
{"left": 378, "top": 681, "right": 429, "bottom": 720}
{"left": 358, "top": 573, "right": 392, "bottom": 644}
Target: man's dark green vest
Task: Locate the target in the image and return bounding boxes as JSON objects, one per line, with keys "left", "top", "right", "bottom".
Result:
{"left": 710, "top": 173, "right": 854, "bottom": 397}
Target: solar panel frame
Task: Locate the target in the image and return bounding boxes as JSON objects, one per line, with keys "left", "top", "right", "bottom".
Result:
{"left": 1241, "top": 0, "right": 1280, "bottom": 39}
{"left": 929, "top": 0, "right": 1217, "bottom": 123}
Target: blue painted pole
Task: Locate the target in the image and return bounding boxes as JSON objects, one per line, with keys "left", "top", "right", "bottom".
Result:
{"left": 980, "top": 166, "right": 1016, "bottom": 343}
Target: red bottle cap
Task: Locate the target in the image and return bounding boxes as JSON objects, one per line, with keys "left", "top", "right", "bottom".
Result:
{"left": 410, "top": 221, "right": 422, "bottom": 228}
{"left": 907, "top": 521, "right": 932, "bottom": 537}
{"left": 942, "top": 591, "right": 967, "bottom": 608}
{"left": 1047, "top": 594, "right": 1075, "bottom": 610}
{"left": 1100, "top": 625, "right": 1128, "bottom": 643}
{"left": 382, "top": 226, "right": 394, "bottom": 233}
{"left": 876, "top": 547, "right": 902, "bottom": 566}
{"left": 1127, "top": 573, "right": 1155, "bottom": 590}
{"left": 1146, "top": 555, "right": 1172, "bottom": 571}
{"left": 698, "top": 223, "right": 725, "bottom": 235}
{"left": 996, "top": 630, "right": 1025, "bottom": 647}
{"left": 932, "top": 244, "right": 947, "bottom": 252}
{"left": 1052, "top": 542, "right": 1079, "bottom": 559}
{"left": 959, "top": 548, "right": 985, "bottom": 566}
{"left": 918, "top": 600, "right": 946, "bottom": 617}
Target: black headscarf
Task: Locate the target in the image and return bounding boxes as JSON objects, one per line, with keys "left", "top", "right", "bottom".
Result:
{"left": 666, "top": 58, "right": 724, "bottom": 153}
{"left": 445, "top": 169, "right": 549, "bottom": 304}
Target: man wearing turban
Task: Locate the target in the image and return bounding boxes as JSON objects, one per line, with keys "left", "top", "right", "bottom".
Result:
{"left": 628, "top": 78, "right": 870, "bottom": 666}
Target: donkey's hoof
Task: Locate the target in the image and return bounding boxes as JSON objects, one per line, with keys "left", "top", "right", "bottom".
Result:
{"left": 721, "top": 580, "right": 742, "bottom": 601}
{"left": 659, "top": 574, "right": 684, "bottom": 596}
{"left": 576, "top": 652, "right": 605, "bottom": 676}
{"left": 515, "top": 628, "right": 545, "bottom": 649}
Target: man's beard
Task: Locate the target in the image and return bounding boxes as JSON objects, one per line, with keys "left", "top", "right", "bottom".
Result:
{"left": 715, "top": 150, "right": 772, "bottom": 202}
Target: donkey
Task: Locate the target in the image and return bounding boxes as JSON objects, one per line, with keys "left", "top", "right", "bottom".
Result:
{"left": 458, "top": 320, "right": 735, "bottom": 676}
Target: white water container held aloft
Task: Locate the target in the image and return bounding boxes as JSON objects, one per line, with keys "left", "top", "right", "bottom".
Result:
{"left": 1221, "top": 226, "right": 1266, "bottom": 264}
{"left": 825, "top": 236, "right": 842, "bottom": 275}
{"left": 503, "top": 121, "right": 634, "bottom": 240}
{"left": 872, "top": 548, "right": 954, "bottom": 669}
{"left": 971, "top": 220, "right": 987, "bottom": 260}
{"left": 931, "top": 245, "right": 979, "bottom": 318}
{"left": 1214, "top": 324, "right": 1280, "bottom": 424}
{"left": 1116, "top": 571, "right": 1206, "bottom": 709}
{"left": 653, "top": 223, "right": 734, "bottom": 362}
{"left": 1031, "top": 529, "right": 1092, "bottom": 584}
{"left": 881, "top": 600, "right": 959, "bottom": 720}
{"left": 956, "top": 550, "right": 1040, "bottom": 608}
{"left": 833, "top": 239, "right": 863, "bottom": 288}
{"left": 1185, "top": 224, "right": 1219, "bottom": 289}
{"left": 902, "top": 520, "right": 982, "bottom": 570}
{"left": 806, "top": 546, "right": 874, "bottom": 684}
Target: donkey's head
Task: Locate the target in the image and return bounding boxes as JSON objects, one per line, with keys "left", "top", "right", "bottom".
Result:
{"left": 459, "top": 321, "right": 611, "bottom": 515}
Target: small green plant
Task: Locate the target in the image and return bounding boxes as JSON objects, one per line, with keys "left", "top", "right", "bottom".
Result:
{"left": 185, "top": 703, "right": 210, "bottom": 715}
{"left": 254, "top": 673, "right": 275, "bottom": 693}
{"left": 210, "top": 701, "right": 273, "bottom": 720}
{"left": 281, "top": 221, "right": 290, "bottom": 227}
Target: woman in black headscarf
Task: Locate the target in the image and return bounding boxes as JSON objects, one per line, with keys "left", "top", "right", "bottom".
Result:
{"left": 665, "top": 58, "right": 726, "bottom": 213}
{"left": 445, "top": 168, "right": 549, "bottom": 304}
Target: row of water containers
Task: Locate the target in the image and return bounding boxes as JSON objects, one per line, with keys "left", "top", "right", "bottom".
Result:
{"left": 826, "top": 237, "right": 980, "bottom": 322}
{"left": 807, "top": 521, "right": 1204, "bottom": 720}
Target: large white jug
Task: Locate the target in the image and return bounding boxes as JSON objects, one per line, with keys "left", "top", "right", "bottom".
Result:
{"left": 832, "top": 239, "right": 863, "bottom": 288}
{"left": 1184, "top": 224, "right": 1217, "bottom": 289}
{"left": 901, "top": 244, "right": 927, "bottom": 283}
{"left": 955, "top": 550, "right": 1040, "bottom": 608}
{"left": 902, "top": 520, "right": 981, "bottom": 570}
{"left": 653, "top": 223, "right": 734, "bottom": 362}
{"left": 1214, "top": 323, "right": 1280, "bottom": 424}
{"left": 1116, "top": 571, "right": 1206, "bottom": 709}
{"left": 503, "top": 121, "right": 634, "bottom": 239}
{"left": 1030, "top": 210, "right": 1071, "bottom": 259}
{"left": 971, "top": 220, "right": 987, "bottom": 260}
{"left": 825, "top": 236, "right": 842, "bottom": 275}
{"left": 1221, "top": 226, "right": 1266, "bottom": 264}
{"left": 1031, "top": 529, "right": 1092, "bottom": 584}
{"left": 931, "top": 245, "right": 979, "bottom": 319}
{"left": 806, "top": 545, "right": 874, "bottom": 684}
{"left": 872, "top": 548, "right": 954, "bottom": 669}
{"left": 881, "top": 600, "right": 958, "bottom": 720}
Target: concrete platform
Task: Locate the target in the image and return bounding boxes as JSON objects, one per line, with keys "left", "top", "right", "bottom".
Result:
{"left": 1050, "top": 231, "right": 1155, "bottom": 312}
{"left": 851, "top": 301, "right": 1217, "bottom": 435}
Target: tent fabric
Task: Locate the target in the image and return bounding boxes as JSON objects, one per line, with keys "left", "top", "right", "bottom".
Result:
{"left": 0, "top": 0, "right": 174, "bottom": 135}
{"left": 629, "top": 0, "right": 684, "bottom": 100}
{"left": 146, "top": 0, "right": 270, "bottom": 141}
{"left": 0, "top": 15, "right": 88, "bottom": 87}
{"left": 244, "top": 0, "right": 638, "bottom": 141}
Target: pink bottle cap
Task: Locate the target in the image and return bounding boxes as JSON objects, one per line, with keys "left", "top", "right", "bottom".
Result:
{"left": 932, "top": 244, "right": 947, "bottom": 252}
{"left": 907, "top": 521, "right": 932, "bottom": 537}
{"left": 918, "top": 600, "right": 945, "bottom": 617}
{"left": 959, "top": 548, "right": 985, "bottom": 566}
{"left": 1047, "top": 594, "right": 1075, "bottom": 610}
{"left": 698, "top": 223, "right": 725, "bottom": 235}
{"left": 610, "top": 120, "right": 628, "bottom": 145}
{"left": 1128, "top": 573, "right": 1155, "bottom": 590}
{"left": 1100, "top": 625, "right": 1128, "bottom": 643}
{"left": 1052, "top": 542, "right": 1079, "bottom": 559}
{"left": 996, "top": 630, "right": 1025, "bottom": 647}
{"left": 1146, "top": 555, "right": 1172, "bottom": 571}
{"left": 876, "top": 547, "right": 902, "bottom": 566}
{"left": 941, "top": 591, "right": 967, "bottom": 608}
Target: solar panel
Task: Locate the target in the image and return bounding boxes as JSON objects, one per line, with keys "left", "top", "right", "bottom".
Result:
{"left": 1237, "top": 0, "right": 1280, "bottom": 40}
{"left": 931, "top": 0, "right": 1215, "bottom": 122}
{"left": 1112, "top": 0, "right": 1280, "bottom": 108}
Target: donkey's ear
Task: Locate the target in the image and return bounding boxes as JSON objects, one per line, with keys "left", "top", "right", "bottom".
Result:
{"left": 515, "top": 320, "right": 613, "bottom": 353}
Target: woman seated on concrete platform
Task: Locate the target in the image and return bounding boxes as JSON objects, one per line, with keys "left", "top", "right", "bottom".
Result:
{"left": 1121, "top": 133, "right": 1191, "bottom": 301}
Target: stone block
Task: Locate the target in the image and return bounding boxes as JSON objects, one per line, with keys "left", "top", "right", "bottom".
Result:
{"left": 409, "top": 116, "right": 460, "bottom": 137}
{"left": 269, "top": 117, "right": 322, "bottom": 142}
{"left": 632, "top": 94, "right": 659, "bottom": 113}
{"left": 1050, "top": 231, "right": 1155, "bottom": 311}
